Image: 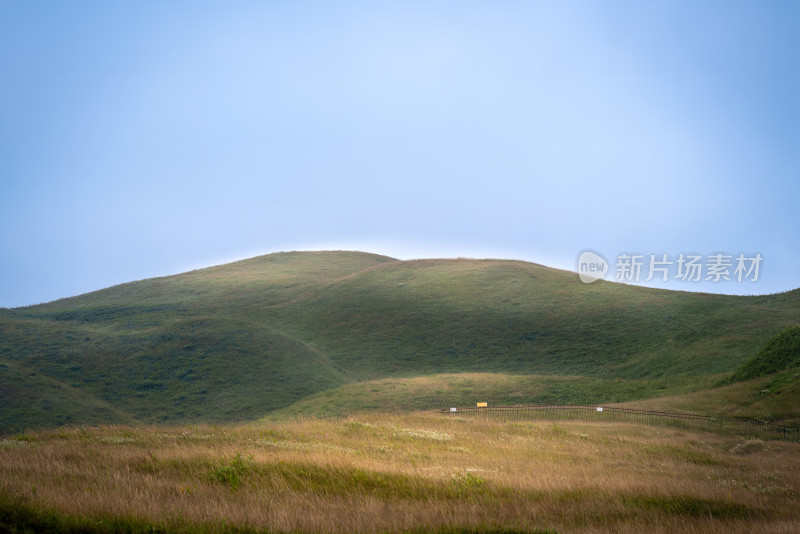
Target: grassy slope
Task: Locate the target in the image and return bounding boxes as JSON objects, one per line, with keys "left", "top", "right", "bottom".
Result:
{"left": 729, "top": 324, "right": 800, "bottom": 382}
{"left": 615, "top": 366, "right": 800, "bottom": 426}
{"left": 261, "top": 258, "right": 800, "bottom": 380}
{"left": 1, "top": 251, "right": 800, "bottom": 432}
{"left": 269, "top": 372, "right": 712, "bottom": 420}
{"left": 0, "top": 357, "right": 138, "bottom": 432}
{"left": 615, "top": 325, "right": 800, "bottom": 426}
{"left": 0, "top": 252, "right": 395, "bottom": 429}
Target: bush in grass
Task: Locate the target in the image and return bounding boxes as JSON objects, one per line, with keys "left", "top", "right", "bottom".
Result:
{"left": 209, "top": 453, "right": 252, "bottom": 492}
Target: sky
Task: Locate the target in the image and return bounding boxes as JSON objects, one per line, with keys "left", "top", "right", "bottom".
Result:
{"left": 2, "top": 1, "right": 799, "bottom": 307}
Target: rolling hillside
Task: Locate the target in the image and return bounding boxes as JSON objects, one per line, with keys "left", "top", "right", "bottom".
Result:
{"left": 1, "top": 251, "right": 799, "bottom": 432}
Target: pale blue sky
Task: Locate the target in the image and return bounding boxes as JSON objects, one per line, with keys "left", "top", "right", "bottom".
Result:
{"left": 2, "top": 1, "right": 799, "bottom": 307}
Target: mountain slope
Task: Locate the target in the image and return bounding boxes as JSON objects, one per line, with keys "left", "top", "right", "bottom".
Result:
{"left": 0, "top": 356, "right": 137, "bottom": 431}
{"left": 728, "top": 324, "right": 800, "bottom": 382}
{"left": 256, "top": 258, "right": 800, "bottom": 380}
{"left": 1, "top": 250, "right": 799, "bottom": 432}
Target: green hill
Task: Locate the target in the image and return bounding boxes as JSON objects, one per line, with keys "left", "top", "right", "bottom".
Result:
{"left": 728, "top": 324, "right": 800, "bottom": 382}
{"left": 1, "top": 250, "right": 799, "bottom": 432}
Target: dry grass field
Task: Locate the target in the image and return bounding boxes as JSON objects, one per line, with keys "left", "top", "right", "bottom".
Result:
{"left": 1, "top": 412, "right": 799, "bottom": 533}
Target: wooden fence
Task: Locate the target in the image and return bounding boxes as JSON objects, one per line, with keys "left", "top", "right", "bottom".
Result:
{"left": 440, "top": 404, "right": 799, "bottom": 442}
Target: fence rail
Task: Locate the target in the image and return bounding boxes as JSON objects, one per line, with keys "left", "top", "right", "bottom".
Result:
{"left": 440, "top": 404, "right": 800, "bottom": 442}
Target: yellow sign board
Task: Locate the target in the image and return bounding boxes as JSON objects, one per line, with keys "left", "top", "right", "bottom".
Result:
{"left": 477, "top": 402, "right": 488, "bottom": 407}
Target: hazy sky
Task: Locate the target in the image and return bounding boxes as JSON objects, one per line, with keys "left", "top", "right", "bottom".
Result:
{"left": 2, "top": 1, "right": 799, "bottom": 307}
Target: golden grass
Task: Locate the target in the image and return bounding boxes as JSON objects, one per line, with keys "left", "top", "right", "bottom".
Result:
{"left": 1, "top": 413, "right": 799, "bottom": 533}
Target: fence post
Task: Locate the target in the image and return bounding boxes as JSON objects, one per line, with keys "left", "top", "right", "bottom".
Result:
{"left": 438, "top": 405, "right": 797, "bottom": 442}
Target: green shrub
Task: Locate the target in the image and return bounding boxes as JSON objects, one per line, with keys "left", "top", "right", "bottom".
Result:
{"left": 208, "top": 453, "right": 252, "bottom": 492}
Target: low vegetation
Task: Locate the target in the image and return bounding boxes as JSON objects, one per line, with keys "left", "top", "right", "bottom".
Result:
{"left": 2, "top": 251, "right": 800, "bottom": 432}
{"left": 1, "top": 412, "right": 799, "bottom": 533}
{"left": 2, "top": 252, "right": 799, "bottom": 531}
